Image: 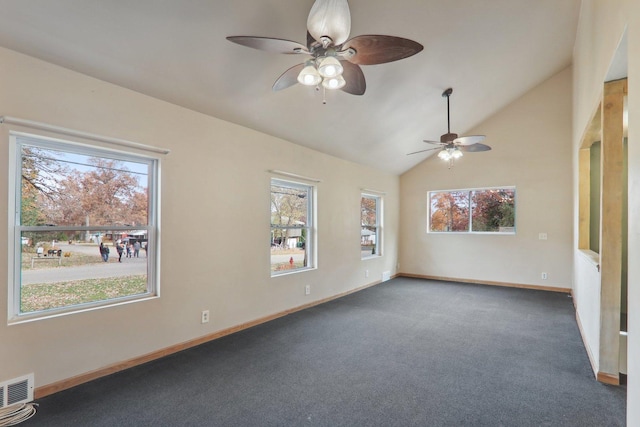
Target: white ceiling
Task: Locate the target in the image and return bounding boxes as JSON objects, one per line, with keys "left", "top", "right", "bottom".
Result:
{"left": 0, "top": 0, "right": 581, "bottom": 175}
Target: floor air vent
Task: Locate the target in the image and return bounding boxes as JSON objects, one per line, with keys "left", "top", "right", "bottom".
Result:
{"left": 0, "top": 374, "right": 34, "bottom": 407}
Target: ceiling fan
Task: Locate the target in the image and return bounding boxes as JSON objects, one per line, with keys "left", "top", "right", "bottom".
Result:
{"left": 226, "top": 0, "right": 423, "bottom": 98}
{"left": 408, "top": 88, "right": 491, "bottom": 166}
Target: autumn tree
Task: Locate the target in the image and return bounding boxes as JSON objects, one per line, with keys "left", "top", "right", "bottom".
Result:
{"left": 271, "top": 184, "right": 307, "bottom": 246}
{"left": 22, "top": 149, "right": 148, "bottom": 229}
{"left": 361, "top": 197, "right": 377, "bottom": 227}
{"left": 472, "top": 189, "right": 515, "bottom": 231}
{"left": 21, "top": 146, "right": 68, "bottom": 226}
{"left": 430, "top": 191, "right": 470, "bottom": 232}
{"left": 430, "top": 189, "right": 515, "bottom": 233}
{"left": 77, "top": 158, "right": 142, "bottom": 225}
{"left": 128, "top": 188, "right": 149, "bottom": 226}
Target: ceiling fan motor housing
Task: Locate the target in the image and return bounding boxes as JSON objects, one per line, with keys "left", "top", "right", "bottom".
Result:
{"left": 440, "top": 132, "right": 458, "bottom": 143}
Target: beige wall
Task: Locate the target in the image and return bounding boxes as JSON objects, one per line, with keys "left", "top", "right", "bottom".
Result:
{"left": 0, "top": 47, "right": 400, "bottom": 388}
{"left": 399, "top": 68, "right": 573, "bottom": 289}
{"left": 572, "top": 0, "right": 628, "bottom": 145}
{"left": 573, "top": 0, "right": 639, "bottom": 423}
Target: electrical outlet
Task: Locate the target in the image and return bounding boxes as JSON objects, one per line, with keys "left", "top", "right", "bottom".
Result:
{"left": 201, "top": 310, "right": 210, "bottom": 324}
{"left": 541, "top": 272, "right": 548, "bottom": 280}
{"left": 539, "top": 233, "right": 548, "bottom": 240}
{"left": 305, "top": 285, "right": 311, "bottom": 295}
{"left": 365, "top": 269, "right": 369, "bottom": 278}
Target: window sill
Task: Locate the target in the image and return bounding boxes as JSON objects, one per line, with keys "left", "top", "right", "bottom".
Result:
{"left": 271, "top": 266, "right": 316, "bottom": 278}
{"left": 9, "top": 293, "right": 159, "bottom": 325}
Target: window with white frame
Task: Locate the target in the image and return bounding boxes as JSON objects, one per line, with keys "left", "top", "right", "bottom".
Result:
{"left": 361, "top": 193, "right": 382, "bottom": 258}
{"left": 270, "top": 179, "right": 315, "bottom": 275}
{"left": 9, "top": 132, "right": 159, "bottom": 322}
{"left": 428, "top": 187, "right": 515, "bottom": 233}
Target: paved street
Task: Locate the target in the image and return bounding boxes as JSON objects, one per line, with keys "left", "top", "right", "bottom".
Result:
{"left": 22, "top": 244, "right": 147, "bottom": 285}
{"left": 23, "top": 244, "right": 304, "bottom": 285}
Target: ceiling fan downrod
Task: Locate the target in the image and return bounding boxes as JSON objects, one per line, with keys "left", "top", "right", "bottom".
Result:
{"left": 442, "top": 87, "right": 453, "bottom": 135}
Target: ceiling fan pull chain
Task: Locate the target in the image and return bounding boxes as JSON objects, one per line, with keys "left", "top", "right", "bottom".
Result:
{"left": 322, "top": 86, "right": 327, "bottom": 104}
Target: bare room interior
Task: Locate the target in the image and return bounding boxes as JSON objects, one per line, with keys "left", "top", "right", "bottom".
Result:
{"left": 0, "top": 0, "right": 638, "bottom": 425}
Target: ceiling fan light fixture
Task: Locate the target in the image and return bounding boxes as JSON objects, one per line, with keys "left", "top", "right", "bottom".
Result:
{"left": 318, "top": 56, "right": 343, "bottom": 78}
{"left": 452, "top": 148, "right": 463, "bottom": 159}
{"left": 322, "top": 74, "right": 346, "bottom": 90}
{"left": 438, "top": 149, "right": 451, "bottom": 161}
{"left": 297, "top": 64, "right": 322, "bottom": 86}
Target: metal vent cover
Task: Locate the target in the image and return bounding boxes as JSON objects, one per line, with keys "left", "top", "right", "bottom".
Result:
{"left": 0, "top": 374, "right": 34, "bottom": 408}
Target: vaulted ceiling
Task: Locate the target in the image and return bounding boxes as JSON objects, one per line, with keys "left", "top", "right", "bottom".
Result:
{"left": 0, "top": 0, "right": 581, "bottom": 174}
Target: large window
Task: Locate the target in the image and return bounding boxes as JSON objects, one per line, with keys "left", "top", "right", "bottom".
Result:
{"left": 9, "top": 132, "right": 159, "bottom": 322}
{"left": 429, "top": 187, "right": 515, "bottom": 233}
{"left": 361, "top": 193, "right": 382, "bottom": 258}
{"left": 270, "top": 179, "right": 315, "bottom": 275}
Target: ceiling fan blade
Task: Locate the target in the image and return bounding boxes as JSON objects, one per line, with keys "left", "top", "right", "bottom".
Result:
{"left": 407, "top": 147, "right": 442, "bottom": 155}
{"left": 272, "top": 63, "right": 305, "bottom": 91}
{"left": 227, "top": 36, "right": 309, "bottom": 54}
{"left": 453, "top": 135, "right": 486, "bottom": 146}
{"left": 340, "top": 61, "right": 366, "bottom": 95}
{"left": 459, "top": 143, "right": 492, "bottom": 152}
{"left": 342, "top": 35, "right": 423, "bottom": 65}
{"left": 307, "top": 0, "right": 351, "bottom": 46}
{"left": 423, "top": 140, "right": 444, "bottom": 146}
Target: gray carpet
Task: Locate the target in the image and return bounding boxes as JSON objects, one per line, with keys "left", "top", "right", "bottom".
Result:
{"left": 24, "top": 278, "right": 626, "bottom": 426}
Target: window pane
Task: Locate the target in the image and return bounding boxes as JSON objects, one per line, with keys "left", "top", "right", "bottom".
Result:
{"left": 270, "top": 183, "right": 308, "bottom": 226}
{"left": 20, "top": 230, "right": 149, "bottom": 314}
{"left": 361, "top": 195, "right": 380, "bottom": 258}
{"left": 270, "top": 180, "right": 313, "bottom": 274}
{"left": 471, "top": 189, "right": 516, "bottom": 232}
{"left": 270, "top": 228, "right": 309, "bottom": 272}
{"left": 361, "top": 226, "right": 377, "bottom": 257}
{"left": 12, "top": 134, "right": 158, "bottom": 321}
{"left": 21, "top": 145, "right": 149, "bottom": 227}
{"left": 429, "top": 191, "right": 470, "bottom": 232}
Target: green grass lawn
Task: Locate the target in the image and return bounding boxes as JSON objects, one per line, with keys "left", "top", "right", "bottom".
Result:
{"left": 21, "top": 275, "right": 147, "bottom": 312}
